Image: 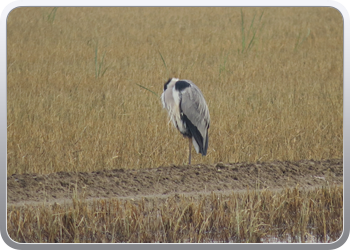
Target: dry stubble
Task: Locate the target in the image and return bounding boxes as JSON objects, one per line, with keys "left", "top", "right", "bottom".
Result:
{"left": 7, "top": 7, "right": 343, "bottom": 174}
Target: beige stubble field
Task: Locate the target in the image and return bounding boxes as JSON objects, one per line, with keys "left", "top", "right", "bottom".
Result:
{"left": 7, "top": 7, "right": 342, "bottom": 174}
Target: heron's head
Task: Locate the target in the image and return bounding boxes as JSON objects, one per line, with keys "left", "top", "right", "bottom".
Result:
{"left": 163, "top": 78, "right": 179, "bottom": 91}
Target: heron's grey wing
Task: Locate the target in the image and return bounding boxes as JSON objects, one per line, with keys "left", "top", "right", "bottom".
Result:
{"left": 180, "top": 85, "right": 210, "bottom": 154}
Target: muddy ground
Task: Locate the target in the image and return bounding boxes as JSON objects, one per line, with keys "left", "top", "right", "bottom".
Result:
{"left": 7, "top": 159, "right": 343, "bottom": 206}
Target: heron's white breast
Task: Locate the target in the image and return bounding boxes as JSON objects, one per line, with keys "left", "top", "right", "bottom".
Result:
{"left": 171, "top": 86, "right": 187, "bottom": 134}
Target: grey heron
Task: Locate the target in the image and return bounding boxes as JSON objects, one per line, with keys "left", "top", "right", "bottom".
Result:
{"left": 161, "top": 78, "right": 210, "bottom": 164}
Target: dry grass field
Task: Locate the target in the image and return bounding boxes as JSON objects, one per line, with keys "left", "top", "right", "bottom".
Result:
{"left": 7, "top": 7, "right": 343, "bottom": 175}
{"left": 7, "top": 184, "right": 343, "bottom": 243}
{"left": 7, "top": 7, "right": 343, "bottom": 243}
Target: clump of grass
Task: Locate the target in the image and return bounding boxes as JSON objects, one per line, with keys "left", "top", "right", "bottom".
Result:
{"left": 88, "top": 39, "right": 110, "bottom": 78}
{"left": 219, "top": 52, "right": 229, "bottom": 76}
{"left": 46, "top": 7, "right": 58, "bottom": 24}
{"left": 158, "top": 50, "right": 169, "bottom": 78}
{"left": 7, "top": 184, "right": 343, "bottom": 243}
{"left": 134, "top": 83, "right": 159, "bottom": 97}
{"left": 239, "top": 9, "right": 264, "bottom": 53}
{"left": 294, "top": 28, "right": 311, "bottom": 52}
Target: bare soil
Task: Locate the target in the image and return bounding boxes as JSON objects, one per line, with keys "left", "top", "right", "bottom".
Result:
{"left": 7, "top": 159, "right": 343, "bottom": 206}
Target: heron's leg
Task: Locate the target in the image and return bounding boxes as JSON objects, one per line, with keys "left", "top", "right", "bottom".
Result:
{"left": 188, "top": 137, "right": 192, "bottom": 165}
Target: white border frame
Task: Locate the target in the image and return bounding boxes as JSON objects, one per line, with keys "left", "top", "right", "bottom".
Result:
{"left": 1, "top": 1, "right": 348, "bottom": 249}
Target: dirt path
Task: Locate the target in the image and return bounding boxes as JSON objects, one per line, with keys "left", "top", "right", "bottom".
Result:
{"left": 7, "top": 159, "right": 343, "bottom": 206}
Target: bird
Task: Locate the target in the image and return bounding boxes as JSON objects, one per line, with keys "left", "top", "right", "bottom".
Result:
{"left": 161, "top": 78, "right": 210, "bottom": 165}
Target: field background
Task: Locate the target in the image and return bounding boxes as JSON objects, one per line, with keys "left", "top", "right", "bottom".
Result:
{"left": 7, "top": 7, "right": 343, "bottom": 175}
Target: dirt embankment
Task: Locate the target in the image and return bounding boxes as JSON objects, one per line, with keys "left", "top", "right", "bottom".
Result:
{"left": 7, "top": 159, "right": 343, "bottom": 206}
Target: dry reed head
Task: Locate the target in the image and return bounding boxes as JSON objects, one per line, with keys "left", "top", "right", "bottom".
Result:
{"left": 7, "top": 7, "right": 343, "bottom": 174}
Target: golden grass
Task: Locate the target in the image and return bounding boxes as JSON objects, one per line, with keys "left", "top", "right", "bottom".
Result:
{"left": 7, "top": 7, "right": 343, "bottom": 174}
{"left": 7, "top": 184, "right": 343, "bottom": 243}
